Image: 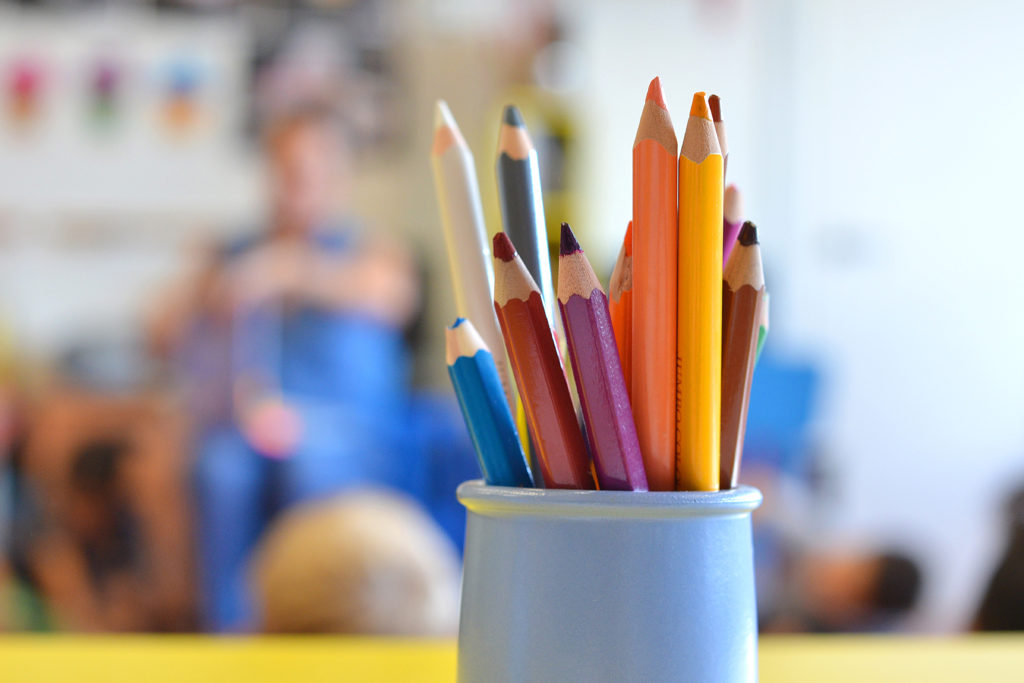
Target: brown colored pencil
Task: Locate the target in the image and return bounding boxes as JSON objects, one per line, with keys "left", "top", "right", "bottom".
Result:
{"left": 608, "top": 221, "right": 633, "bottom": 396}
{"left": 631, "top": 77, "right": 678, "bottom": 491}
{"left": 709, "top": 94, "right": 729, "bottom": 180}
{"left": 492, "top": 232, "right": 593, "bottom": 490}
{"left": 721, "top": 222, "right": 765, "bottom": 489}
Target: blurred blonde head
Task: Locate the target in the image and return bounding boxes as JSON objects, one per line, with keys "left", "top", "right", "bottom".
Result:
{"left": 250, "top": 490, "right": 461, "bottom": 635}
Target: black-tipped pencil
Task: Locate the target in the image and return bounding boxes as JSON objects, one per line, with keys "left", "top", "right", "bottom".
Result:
{"left": 496, "top": 105, "right": 555, "bottom": 323}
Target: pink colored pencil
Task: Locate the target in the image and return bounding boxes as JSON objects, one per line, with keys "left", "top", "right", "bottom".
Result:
{"left": 557, "top": 222, "right": 648, "bottom": 491}
{"left": 723, "top": 184, "right": 744, "bottom": 265}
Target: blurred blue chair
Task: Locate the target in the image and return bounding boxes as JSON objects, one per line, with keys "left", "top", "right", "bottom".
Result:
{"left": 743, "top": 351, "right": 820, "bottom": 478}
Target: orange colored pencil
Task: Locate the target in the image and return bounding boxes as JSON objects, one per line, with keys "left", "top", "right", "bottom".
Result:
{"left": 631, "top": 77, "right": 678, "bottom": 491}
{"left": 608, "top": 221, "right": 633, "bottom": 397}
{"left": 492, "top": 232, "right": 593, "bottom": 490}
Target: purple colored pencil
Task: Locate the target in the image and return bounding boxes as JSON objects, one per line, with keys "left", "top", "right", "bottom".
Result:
{"left": 723, "top": 184, "right": 744, "bottom": 265}
{"left": 557, "top": 222, "right": 648, "bottom": 491}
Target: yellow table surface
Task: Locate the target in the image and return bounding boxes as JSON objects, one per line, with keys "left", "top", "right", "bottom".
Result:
{"left": 1, "top": 635, "right": 1023, "bottom": 682}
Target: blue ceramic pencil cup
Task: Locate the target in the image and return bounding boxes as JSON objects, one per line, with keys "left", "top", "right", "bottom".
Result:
{"left": 456, "top": 480, "right": 762, "bottom": 683}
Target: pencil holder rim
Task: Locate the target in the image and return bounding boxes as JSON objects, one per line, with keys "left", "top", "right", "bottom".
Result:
{"left": 457, "top": 480, "right": 762, "bottom": 519}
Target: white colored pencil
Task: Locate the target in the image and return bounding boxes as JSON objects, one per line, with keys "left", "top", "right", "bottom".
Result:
{"left": 431, "top": 100, "right": 515, "bottom": 408}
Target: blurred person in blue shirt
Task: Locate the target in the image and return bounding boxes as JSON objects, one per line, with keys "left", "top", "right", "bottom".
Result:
{"left": 150, "top": 105, "right": 476, "bottom": 632}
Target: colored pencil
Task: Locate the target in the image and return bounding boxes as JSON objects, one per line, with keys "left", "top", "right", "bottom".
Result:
{"left": 496, "top": 105, "right": 555, "bottom": 323}
{"left": 631, "top": 77, "right": 678, "bottom": 491}
{"left": 558, "top": 223, "right": 648, "bottom": 491}
{"left": 431, "top": 101, "right": 515, "bottom": 409}
{"left": 495, "top": 104, "right": 557, "bottom": 477}
{"left": 756, "top": 292, "right": 770, "bottom": 363}
{"left": 708, "top": 94, "right": 729, "bottom": 179}
{"left": 676, "top": 91, "right": 724, "bottom": 492}
{"left": 608, "top": 221, "right": 633, "bottom": 396}
{"left": 446, "top": 317, "right": 534, "bottom": 488}
{"left": 721, "top": 222, "right": 765, "bottom": 489}
{"left": 723, "top": 184, "right": 744, "bottom": 265}
{"left": 492, "top": 232, "right": 593, "bottom": 489}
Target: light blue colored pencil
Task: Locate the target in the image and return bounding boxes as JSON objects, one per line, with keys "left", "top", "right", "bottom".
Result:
{"left": 446, "top": 318, "right": 534, "bottom": 488}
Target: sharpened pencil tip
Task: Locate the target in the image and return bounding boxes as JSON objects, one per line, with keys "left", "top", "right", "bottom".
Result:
{"left": 708, "top": 94, "right": 722, "bottom": 122}
{"left": 624, "top": 221, "right": 633, "bottom": 257}
{"left": 449, "top": 317, "right": 466, "bottom": 329}
{"left": 689, "top": 92, "right": 711, "bottom": 119}
{"left": 502, "top": 104, "right": 524, "bottom": 127}
{"left": 559, "top": 222, "right": 581, "bottom": 256}
{"left": 738, "top": 221, "right": 758, "bottom": 246}
{"left": 492, "top": 232, "right": 516, "bottom": 262}
{"left": 434, "top": 100, "right": 456, "bottom": 130}
{"left": 645, "top": 77, "right": 667, "bottom": 109}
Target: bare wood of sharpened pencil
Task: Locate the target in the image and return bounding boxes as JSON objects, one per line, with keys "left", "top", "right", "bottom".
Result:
{"left": 431, "top": 101, "right": 515, "bottom": 409}
{"left": 721, "top": 222, "right": 765, "bottom": 489}
{"left": 632, "top": 77, "right": 678, "bottom": 491}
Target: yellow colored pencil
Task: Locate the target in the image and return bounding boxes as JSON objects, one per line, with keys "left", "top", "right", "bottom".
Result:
{"left": 675, "top": 92, "right": 724, "bottom": 491}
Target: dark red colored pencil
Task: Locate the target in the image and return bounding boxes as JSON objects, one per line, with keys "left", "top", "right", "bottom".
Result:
{"left": 493, "top": 232, "right": 593, "bottom": 489}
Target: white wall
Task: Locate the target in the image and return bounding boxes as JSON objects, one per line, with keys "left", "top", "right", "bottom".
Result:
{"left": 784, "top": 0, "right": 1024, "bottom": 630}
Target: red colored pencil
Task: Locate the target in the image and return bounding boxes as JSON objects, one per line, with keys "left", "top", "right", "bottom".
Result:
{"left": 493, "top": 232, "right": 593, "bottom": 489}
{"left": 558, "top": 223, "right": 647, "bottom": 491}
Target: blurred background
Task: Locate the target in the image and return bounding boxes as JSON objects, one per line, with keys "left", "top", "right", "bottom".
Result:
{"left": 0, "top": 0, "right": 1022, "bottom": 635}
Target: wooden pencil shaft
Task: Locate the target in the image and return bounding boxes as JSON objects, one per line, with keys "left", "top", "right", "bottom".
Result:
{"left": 493, "top": 235, "right": 592, "bottom": 490}
{"left": 434, "top": 150, "right": 495, "bottom": 319}
{"left": 723, "top": 185, "right": 744, "bottom": 265}
{"left": 720, "top": 284, "right": 763, "bottom": 489}
{"left": 755, "top": 292, "right": 770, "bottom": 362}
{"left": 631, "top": 79, "right": 678, "bottom": 491}
{"left": 497, "top": 151, "right": 554, "bottom": 319}
{"left": 432, "top": 106, "right": 515, "bottom": 410}
{"left": 676, "top": 94, "right": 723, "bottom": 492}
{"left": 447, "top": 363, "right": 531, "bottom": 489}
{"left": 496, "top": 292, "right": 593, "bottom": 489}
{"left": 609, "top": 223, "right": 633, "bottom": 397}
{"left": 611, "top": 293, "right": 632, "bottom": 396}
{"left": 446, "top": 318, "right": 533, "bottom": 488}
{"left": 560, "top": 289, "right": 648, "bottom": 491}
{"left": 709, "top": 94, "right": 729, "bottom": 179}
{"left": 559, "top": 223, "right": 647, "bottom": 491}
